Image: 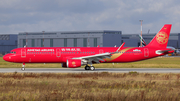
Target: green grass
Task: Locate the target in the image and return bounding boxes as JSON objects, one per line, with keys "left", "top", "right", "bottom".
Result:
{"left": 0, "top": 72, "right": 180, "bottom": 100}
{"left": 1, "top": 57, "right": 180, "bottom": 68}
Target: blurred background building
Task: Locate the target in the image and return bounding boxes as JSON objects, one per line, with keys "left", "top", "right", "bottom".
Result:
{"left": 18, "top": 31, "right": 122, "bottom": 48}
{"left": 0, "top": 34, "right": 17, "bottom": 55}
{"left": 122, "top": 33, "right": 180, "bottom": 48}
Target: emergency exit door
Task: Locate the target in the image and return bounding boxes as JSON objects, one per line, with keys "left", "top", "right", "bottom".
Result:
{"left": 56, "top": 48, "right": 61, "bottom": 57}
{"left": 144, "top": 48, "right": 149, "bottom": 57}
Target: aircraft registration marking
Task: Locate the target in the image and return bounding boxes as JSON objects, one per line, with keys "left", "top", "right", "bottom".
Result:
{"left": 61, "top": 48, "right": 81, "bottom": 51}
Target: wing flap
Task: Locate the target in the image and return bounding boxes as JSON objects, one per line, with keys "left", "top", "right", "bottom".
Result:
{"left": 72, "top": 52, "right": 111, "bottom": 60}
{"left": 72, "top": 52, "right": 112, "bottom": 63}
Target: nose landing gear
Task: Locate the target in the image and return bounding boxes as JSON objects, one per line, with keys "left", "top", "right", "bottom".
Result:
{"left": 21, "top": 63, "right": 25, "bottom": 71}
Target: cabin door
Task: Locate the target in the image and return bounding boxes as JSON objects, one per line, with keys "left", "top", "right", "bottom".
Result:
{"left": 144, "top": 48, "right": 149, "bottom": 57}
{"left": 56, "top": 48, "right": 61, "bottom": 57}
{"left": 21, "top": 49, "right": 26, "bottom": 58}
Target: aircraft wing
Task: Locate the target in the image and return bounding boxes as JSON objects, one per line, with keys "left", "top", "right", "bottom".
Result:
{"left": 72, "top": 52, "right": 112, "bottom": 63}
{"left": 72, "top": 42, "right": 125, "bottom": 63}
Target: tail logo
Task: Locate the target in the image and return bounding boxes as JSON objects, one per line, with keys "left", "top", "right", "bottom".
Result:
{"left": 156, "top": 32, "right": 168, "bottom": 44}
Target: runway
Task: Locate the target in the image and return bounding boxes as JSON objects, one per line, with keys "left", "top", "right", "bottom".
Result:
{"left": 0, "top": 68, "right": 180, "bottom": 73}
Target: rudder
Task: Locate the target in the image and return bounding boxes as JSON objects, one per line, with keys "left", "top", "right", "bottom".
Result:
{"left": 146, "top": 24, "right": 172, "bottom": 48}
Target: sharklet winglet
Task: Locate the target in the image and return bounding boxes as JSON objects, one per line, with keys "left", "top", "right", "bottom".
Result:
{"left": 116, "top": 42, "right": 125, "bottom": 52}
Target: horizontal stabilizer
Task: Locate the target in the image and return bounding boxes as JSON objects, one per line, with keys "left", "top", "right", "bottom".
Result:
{"left": 156, "top": 49, "right": 174, "bottom": 55}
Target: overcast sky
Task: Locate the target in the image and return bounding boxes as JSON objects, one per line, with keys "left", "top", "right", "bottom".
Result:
{"left": 0, "top": 0, "right": 180, "bottom": 34}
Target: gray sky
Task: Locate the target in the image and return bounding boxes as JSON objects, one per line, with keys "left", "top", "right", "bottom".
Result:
{"left": 0, "top": 0, "right": 180, "bottom": 34}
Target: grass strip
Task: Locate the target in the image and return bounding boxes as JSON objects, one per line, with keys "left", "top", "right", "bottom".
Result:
{"left": 0, "top": 72, "right": 180, "bottom": 100}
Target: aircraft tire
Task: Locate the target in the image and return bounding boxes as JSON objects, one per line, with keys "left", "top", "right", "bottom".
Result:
{"left": 90, "top": 66, "right": 95, "bottom": 71}
{"left": 85, "top": 66, "right": 90, "bottom": 70}
{"left": 21, "top": 68, "right": 25, "bottom": 71}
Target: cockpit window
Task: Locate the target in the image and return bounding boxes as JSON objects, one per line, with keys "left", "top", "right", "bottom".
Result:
{"left": 10, "top": 51, "right": 16, "bottom": 54}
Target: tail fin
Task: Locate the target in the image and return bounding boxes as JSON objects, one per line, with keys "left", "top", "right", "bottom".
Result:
{"left": 146, "top": 24, "right": 172, "bottom": 48}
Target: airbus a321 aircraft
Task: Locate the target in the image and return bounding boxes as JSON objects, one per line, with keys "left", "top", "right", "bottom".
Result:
{"left": 3, "top": 24, "right": 174, "bottom": 71}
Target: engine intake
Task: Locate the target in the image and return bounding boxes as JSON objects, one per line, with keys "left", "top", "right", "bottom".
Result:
{"left": 61, "top": 63, "right": 67, "bottom": 68}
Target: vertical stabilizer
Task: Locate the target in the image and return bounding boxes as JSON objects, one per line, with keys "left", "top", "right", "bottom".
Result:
{"left": 146, "top": 24, "right": 172, "bottom": 48}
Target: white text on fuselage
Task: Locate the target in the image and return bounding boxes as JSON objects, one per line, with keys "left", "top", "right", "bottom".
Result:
{"left": 133, "top": 49, "right": 141, "bottom": 52}
{"left": 61, "top": 48, "right": 81, "bottom": 51}
{"left": 27, "top": 49, "right": 55, "bottom": 51}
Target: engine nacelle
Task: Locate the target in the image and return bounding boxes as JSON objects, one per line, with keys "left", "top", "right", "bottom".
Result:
{"left": 67, "top": 59, "right": 82, "bottom": 68}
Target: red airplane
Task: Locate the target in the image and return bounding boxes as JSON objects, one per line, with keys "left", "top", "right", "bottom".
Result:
{"left": 3, "top": 24, "right": 174, "bottom": 71}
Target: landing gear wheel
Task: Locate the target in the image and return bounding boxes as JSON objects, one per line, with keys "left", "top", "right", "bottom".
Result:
{"left": 90, "top": 66, "right": 95, "bottom": 71}
{"left": 21, "top": 67, "right": 25, "bottom": 71}
{"left": 85, "top": 66, "right": 90, "bottom": 70}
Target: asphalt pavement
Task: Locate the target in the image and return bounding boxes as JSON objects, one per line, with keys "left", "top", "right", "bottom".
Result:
{"left": 0, "top": 68, "right": 180, "bottom": 73}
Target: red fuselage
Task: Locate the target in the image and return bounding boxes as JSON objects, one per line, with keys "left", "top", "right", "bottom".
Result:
{"left": 3, "top": 47, "right": 172, "bottom": 63}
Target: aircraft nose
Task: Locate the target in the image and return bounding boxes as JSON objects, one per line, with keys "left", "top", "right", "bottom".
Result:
{"left": 3, "top": 54, "right": 12, "bottom": 62}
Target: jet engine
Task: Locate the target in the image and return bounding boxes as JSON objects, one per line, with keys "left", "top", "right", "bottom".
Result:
{"left": 67, "top": 59, "right": 82, "bottom": 68}
{"left": 66, "top": 59, "right": 87, "bottom": 68}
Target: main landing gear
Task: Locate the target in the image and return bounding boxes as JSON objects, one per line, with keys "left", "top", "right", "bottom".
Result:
{"left": 21, "top": 63, "right": 25, "bottom": 71}
{"left": 85, "top": 65, "right": 95, "bottom": 71}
